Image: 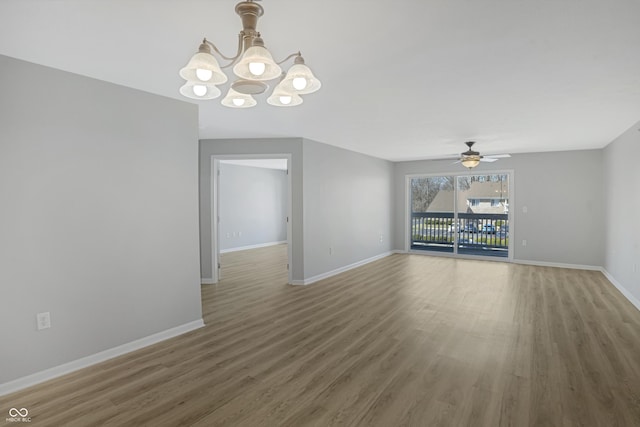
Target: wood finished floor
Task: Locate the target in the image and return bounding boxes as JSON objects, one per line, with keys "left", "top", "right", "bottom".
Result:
{"left": 2, "top": 244, "right": 640, "bottom": 426}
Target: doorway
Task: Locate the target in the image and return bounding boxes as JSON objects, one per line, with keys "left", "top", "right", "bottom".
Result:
{"left": 211, "top": 154, "right": 293, "bottom": 283}
{"left": 407, "top": 172, "right": 513, "bottom": 260}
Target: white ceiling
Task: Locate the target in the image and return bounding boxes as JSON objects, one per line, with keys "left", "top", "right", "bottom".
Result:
{"left": 1, "top": 0, "right": 639, "bottom": 161}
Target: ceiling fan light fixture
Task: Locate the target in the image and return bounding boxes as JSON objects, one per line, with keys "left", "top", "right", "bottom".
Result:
{"left": 459, "top": 141, "right": 481, "bottom": 169}
{"left": 461, "top": 156, "right": 481, "bottom": 169}
{"left": 178, "top": 1, "right": 320, "bottom": 108}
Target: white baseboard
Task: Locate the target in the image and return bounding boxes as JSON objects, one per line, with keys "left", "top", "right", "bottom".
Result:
{"left": 220, "top": 241, "right": 286, "bottom": 254}
{"left": 512, "top": 259, "right": 602, "bottom": 271}
{"left": 293, "top": 252, "right": 393, "bottom": 286}
{"left": 601, "top": 269, "right": 640, "bottom": 312}
{"left": 201, "top": 277, "right": 216, "bottom": 285}
{"left": 0, "top": 319, "right": 205, "bottom": 397}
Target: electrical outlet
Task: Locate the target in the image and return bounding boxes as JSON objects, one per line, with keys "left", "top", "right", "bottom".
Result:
{"left": 238, "top": 231, "right": 242, "bottom": 237}
{"left": 379, "top": 234, "right": 383, "bottom": 243}
{"left": 226, "top": 233, "right": 230, "bottom": 238}
{"left": 522, "top": 239, "right": 527, "bottom": 246}
{"left": 37, "top": 312, "right": 51, "bottom": 330}
{"left": 329, "top": 247, "right": 333, "bottom": 255}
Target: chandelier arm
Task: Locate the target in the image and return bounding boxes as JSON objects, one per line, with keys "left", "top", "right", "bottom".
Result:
{"left": 203, "top": 36, "right": 244, "bottom": 65}
{"left": 275, "top": 52, "right": 301, "bottom": 66}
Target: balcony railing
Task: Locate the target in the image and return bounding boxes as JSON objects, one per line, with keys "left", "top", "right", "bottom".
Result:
{"left": 411, "top": 212, "right": 509, "bottom": 257}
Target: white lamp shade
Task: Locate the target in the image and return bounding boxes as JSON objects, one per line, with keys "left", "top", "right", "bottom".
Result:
{"left": 280, "top": 63, "right": 321, "bottom": 94}
{"left": 179, "top": 52, "right": 228, "bottom": 85}
{"left": 267, "top": 83, "right": 303, "bottom": 107}
{"left": 179, "top": 81, "right": 222, "bottom": 100}
{"left": 233, "top": 46, "right": 282, "bottom": 81}
{"left": 221, "top": 88, "right": 257, "bottom": 108}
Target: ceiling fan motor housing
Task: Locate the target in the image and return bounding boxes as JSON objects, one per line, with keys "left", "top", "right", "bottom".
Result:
{"left": 462, "top": 141, "right": 480, "bottom": 157}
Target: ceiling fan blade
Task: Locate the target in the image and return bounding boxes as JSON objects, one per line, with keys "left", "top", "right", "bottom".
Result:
{"left": 451, "top": 160, "right": 462, "bottom": 164}
{"left": 484, "top": 153, "right": 511, "bottom": 159}
{"left": 480, "top": 157, "right": 499, "bottom": 163}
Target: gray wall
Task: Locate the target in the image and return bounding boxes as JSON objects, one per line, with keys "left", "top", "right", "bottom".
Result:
{"left": 393, "top": 149, "right": 605, "bottom": 266}
{"left": 0, "top": 55, "right": 202, "bottom": 384}
{"left": 219, "top": 163, "right": 287, "bottom": 251}
{"left": 302, "top": 139, "right": 394, "bottom": 279}
{"left": 604, "top": 120, "right": 640, "bottom": 305}
{"left": 199, "top": 138, "right": 394, "bottom": 282}
{"left": 200, "top": 138, "right": 304, "bottom": 281}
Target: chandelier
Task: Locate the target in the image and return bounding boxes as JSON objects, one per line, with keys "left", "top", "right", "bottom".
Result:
{"left": 179, "top": 0, "right": 321, "bottom": 108}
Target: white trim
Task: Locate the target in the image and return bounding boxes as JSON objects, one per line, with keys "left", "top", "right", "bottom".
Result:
{"left": 220, "top": 241, "right": 287, "bottom": 254}
{"left": 219, "top": 159, "right": 287, "bottom": 170}
{"left": 292, "top": 252, "right": 393, "bottom": 286}
{"left": 201, "top": 278, "right": 215, "bottom": 285}
{"left": 212, "top": 157, "right": 220, "bottom": 284}
{"left": 212, "top": 153, "right": 293, "bottom": 284}
{"left": 0, "top": 319, "right": 205, "bottom": 397}
{"left": 601, "top": 269, "right": 640, "bottom": 312}
{"left": 404, "top": 175, "right": 411, "bottom": 253}
{"left": 512, "top": 258, "right": 601, "bottom": 271}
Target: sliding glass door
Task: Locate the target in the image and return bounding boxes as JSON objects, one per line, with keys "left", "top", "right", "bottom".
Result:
{"left": 456, "top": 174, "right": 509, "bottom": 257}
{"left": 409, "top": 173, "right": 511, "bottom": 259}
{"left": 410, "top": 176, "right": 456, "bottom": 253}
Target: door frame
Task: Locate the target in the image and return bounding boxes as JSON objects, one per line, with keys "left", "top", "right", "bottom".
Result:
{"left": 210, "top": 153, "right": 293, "bottom": 284}
{"left": 405, "top": 169, "right": 515, "bottom": 261}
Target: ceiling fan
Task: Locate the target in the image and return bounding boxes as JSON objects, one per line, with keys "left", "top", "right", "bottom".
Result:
{"left": 455, "top": 141, "right": 511, "bottom": 169}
